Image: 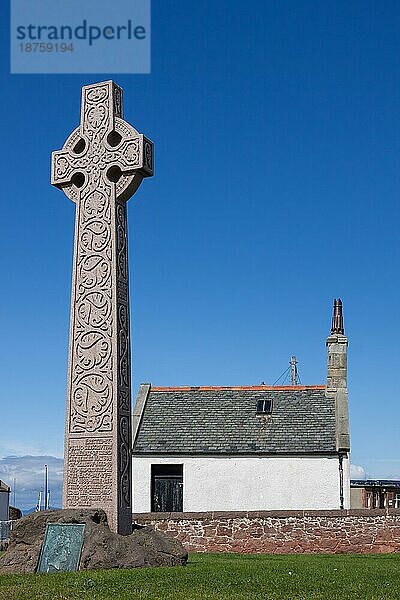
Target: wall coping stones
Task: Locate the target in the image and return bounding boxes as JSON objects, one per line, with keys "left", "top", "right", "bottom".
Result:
{"left": 133, "top": 509, "right": 400, "bottom": 522}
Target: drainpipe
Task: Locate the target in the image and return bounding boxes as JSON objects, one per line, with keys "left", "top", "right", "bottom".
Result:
{"left": 339, "top": 453, "right": 344, "bottom": 510}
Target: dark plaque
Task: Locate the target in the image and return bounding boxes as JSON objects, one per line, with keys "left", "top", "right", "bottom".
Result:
{"left": 37, "top": 523, "right": 85, "bottom": 573}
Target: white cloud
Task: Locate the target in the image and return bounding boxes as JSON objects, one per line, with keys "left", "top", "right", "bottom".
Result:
{"left": 0, "top": 455, "right": 63, "bottom": 511}
{"left": 350, "top": 463, "right": 366, "bottom": 479}
{"left": 0, "top": 441, "right": 63, "bottom": 459}
{"left": 358, "top": 459, "right": 400, "bottom": 480}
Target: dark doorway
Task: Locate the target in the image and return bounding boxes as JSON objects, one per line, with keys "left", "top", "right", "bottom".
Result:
{"left": 151, "top": 464, "right": 183, "bottom": 512}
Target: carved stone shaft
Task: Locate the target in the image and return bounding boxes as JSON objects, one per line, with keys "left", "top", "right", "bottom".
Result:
{"left": 51, "top": 81, "right": 153, "bottom": 534}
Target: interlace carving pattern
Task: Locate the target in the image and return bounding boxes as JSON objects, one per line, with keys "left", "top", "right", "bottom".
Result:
{"left": 116, "top": 202, "right": 131, "bottom": 507}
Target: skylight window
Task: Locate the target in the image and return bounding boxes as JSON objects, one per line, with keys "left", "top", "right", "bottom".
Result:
{"left": 256, "top": 399, "right": 272, "bottom": 414}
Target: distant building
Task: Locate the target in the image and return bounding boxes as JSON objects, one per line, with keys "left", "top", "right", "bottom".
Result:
{"left": 0, "top": 481, "right": 10, "bottom": 522}
{"left": 351, "top": 480, "right": 400, "bottom": 509}
{"left": 132, "top": 300, "right": 350, "bottom": 513}
{"left": 0, "top": 480, "right": 10, "bottom": 545}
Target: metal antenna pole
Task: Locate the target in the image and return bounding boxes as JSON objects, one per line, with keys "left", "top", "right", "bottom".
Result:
{"left": 290, "top": 356, "right": 298, "bottom": 385}
{"left": 44, "top": 465, "right": 48, "bottom": 510}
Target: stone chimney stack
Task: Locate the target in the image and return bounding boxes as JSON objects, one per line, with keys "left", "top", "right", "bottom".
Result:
{"left": 326, "top": 299, "right": 350, "bottom": 503}
{"left": 326, "top": 299, "right": 348, "bottom": 389}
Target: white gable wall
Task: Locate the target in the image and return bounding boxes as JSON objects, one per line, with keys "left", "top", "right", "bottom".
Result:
{"left": 132, "top": 454, "right": 350, "bottom": 513}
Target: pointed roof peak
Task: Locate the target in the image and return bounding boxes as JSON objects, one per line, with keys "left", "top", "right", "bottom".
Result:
{"left": 331, "top": 298, "right": 344, "bottom": 335}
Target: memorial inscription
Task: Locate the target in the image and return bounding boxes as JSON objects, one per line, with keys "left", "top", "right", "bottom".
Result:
{"left": 51, "top": 81, "right": 153, "bottom": 534}
{"left": 37, "top": 524, "right": 85, "bottom": 573}
{"left": 67, "top": 438, "right": 113, "bottom": 505}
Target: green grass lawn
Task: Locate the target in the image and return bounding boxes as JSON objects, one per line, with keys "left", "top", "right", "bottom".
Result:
{"left": 0, "top": 552, "right": 399, "bottom": 600}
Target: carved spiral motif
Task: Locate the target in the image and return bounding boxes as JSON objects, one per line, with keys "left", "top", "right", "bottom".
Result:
{"left": 56, "top": 157, "right": 70, "bottom": 176}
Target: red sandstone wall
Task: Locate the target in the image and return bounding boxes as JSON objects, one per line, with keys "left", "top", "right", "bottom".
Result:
{"left": 133, "top": 510, "right": 400, "bottom": 554}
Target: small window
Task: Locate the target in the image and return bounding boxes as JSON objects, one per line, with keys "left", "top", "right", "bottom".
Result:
{"left": 151, "top": 464, "right": 183, "bottom": 512}
{"left": 256, "top": 399, "right": 272, "bottom": 414}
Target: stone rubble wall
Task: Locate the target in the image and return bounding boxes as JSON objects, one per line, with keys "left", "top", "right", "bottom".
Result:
{"left": 133, "top": 510, "right": 400, "bottom": 554}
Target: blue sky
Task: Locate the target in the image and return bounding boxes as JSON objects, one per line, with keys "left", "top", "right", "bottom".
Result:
{"left": 1, "top": 0, "right": 400, "bottom": 509}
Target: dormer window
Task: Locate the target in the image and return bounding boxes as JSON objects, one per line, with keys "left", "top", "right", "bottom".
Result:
{"left": 256, "top": 399, "right": 272, "bottom": 414}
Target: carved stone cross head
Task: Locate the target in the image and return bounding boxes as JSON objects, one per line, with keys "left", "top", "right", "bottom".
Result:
{"left": 51, "top": 80, "right": 153, "bottom": 203}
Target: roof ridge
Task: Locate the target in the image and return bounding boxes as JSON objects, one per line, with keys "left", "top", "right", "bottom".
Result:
{"left": 150, "top": 385, "right": 326, "bottom": 392}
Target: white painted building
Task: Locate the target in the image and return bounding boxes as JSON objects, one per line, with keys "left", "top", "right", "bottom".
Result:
{"left": 132, "top": 300, "right": 350, "bottom": 513}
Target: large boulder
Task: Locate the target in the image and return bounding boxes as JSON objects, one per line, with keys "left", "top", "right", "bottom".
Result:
{"left": 0, "top": 509, "right": 187, "bottom": 574}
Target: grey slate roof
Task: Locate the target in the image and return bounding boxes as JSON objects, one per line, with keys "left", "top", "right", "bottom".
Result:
{"left": 133, "top": 386, "right": 337, "bottom": 455}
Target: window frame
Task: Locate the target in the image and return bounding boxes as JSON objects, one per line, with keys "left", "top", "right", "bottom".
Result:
{"left": 256, "top": 398, "right": 272, "bottom": 415}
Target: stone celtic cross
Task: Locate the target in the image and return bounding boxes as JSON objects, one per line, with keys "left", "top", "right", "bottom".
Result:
{"left": 51, "top": 81, "right": 153, "bottom": 534}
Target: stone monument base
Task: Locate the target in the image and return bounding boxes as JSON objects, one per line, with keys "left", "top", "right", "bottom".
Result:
{"left": 0, "top": 509, "right": 188, "bottom": 574}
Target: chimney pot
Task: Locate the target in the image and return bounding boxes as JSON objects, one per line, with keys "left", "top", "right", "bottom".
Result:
{"left": 327, "top": 298, "right": 348, "bottom": 388}
{"left": 331, "top": 297, "right": 344, "bottom": 335}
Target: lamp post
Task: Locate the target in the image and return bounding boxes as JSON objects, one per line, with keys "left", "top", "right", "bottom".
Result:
{"left": 44, "top": 465, "right": 49, "bottom": 511}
